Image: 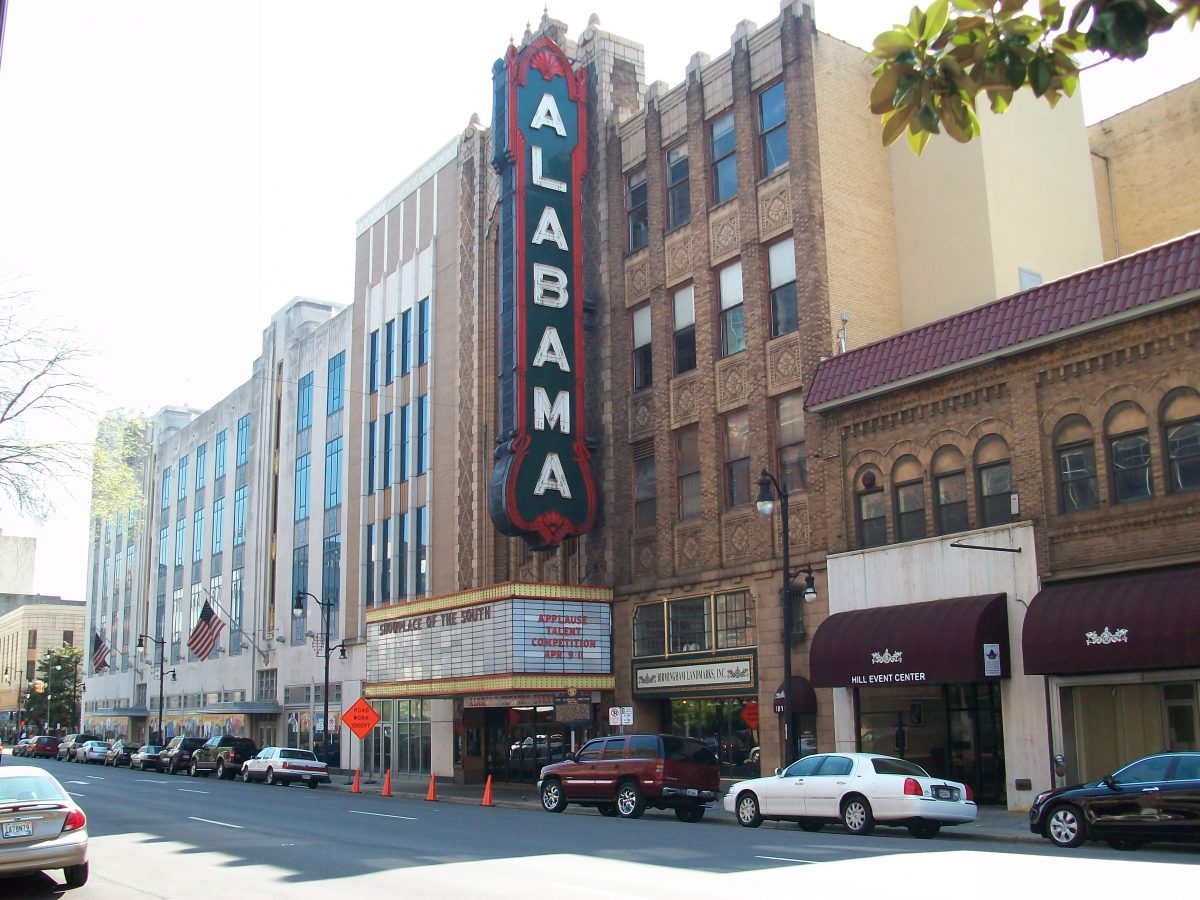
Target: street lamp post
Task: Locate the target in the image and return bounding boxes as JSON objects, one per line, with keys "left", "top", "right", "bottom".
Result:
{"left": 757, "top": 468, "right": 817, "bottom": 767}
{"left": 136, "top": 633, "right": 175, "bottom": 744}
{"left": 293, "top": 591, "right": 346, "bottom": 766}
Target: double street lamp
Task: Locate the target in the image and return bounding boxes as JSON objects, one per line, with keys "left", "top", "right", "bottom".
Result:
{"left": 757, "top": 468, "right": 817, "bottom": 767}
{"left": 136, "top": 632, "right": 176, "bottom": 744}
{"left": 293, "top": 591, "right": 346, "bottom": 765}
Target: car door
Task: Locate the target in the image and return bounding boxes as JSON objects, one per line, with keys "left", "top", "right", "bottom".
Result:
{"left": 561, "top": 738, "right": 606, "bottom": 800}
{"left": 762, "top": 754, "right": 825, "bottom": 816}
{"left": 803, "top": 755, "right": 856, "bottom": 818}
{"left": 593, "top": 737, "right": 628, "bottom": 800}
{"left": 1142, "top": 753, "right": 1200, "bottom": 840}
{"left": 1087, "top": 754, "right": 1174, "bottom": 836}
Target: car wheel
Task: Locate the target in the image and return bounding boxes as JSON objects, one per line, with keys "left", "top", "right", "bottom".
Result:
{"left": 217, "top": 761, "right": 226, "bottom": 779}
{"left": 64, "top": 861, "right": 89, "bottom": 888}
{"left": 266, "top": 767, "right": 278, "bottom": 786}
{"left": 842, "top": 796, "right": 876, "bottom": 835}
{"left": 1046, "top": 803, "right": 1087, "bottom": 849}
{"left": 735, "top": 792, "right": 763, "bottom": 828}
{"left": 597, "top": 803, "right": 618, "bottom": 817}
{"left": 750, "top": 748, "right": 760, "bottom": 763}
{"left": 190, "top": 761, "right": 200, "bottom": 777}
{"left": 540, "top": 778, "right": 567, "bottom": 813}
{"left": 799, "top": 821, "right": 823, "bottom": 833}
{"left": 615, "top": 780, "right": 646, "bottom": 819}
{"left": 1107, "top": 838, "right": 1143, "bottom": 851}
{"left": 674, "top": 805, "right": 705, "bottom": 823}
{"left": 307, "top": 780, "right": 318, "bottom": 789}
{"left": 168, "top": 761, "right": 177, "bottom": 775}
{"left": 908, "top": 821, "right": 942, "bottom": 839}
{"left": 241, "top": 766, "right": 252, "bottom": 783}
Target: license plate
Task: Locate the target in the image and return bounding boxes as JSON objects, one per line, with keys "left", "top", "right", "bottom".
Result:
{"left": 686, "top": 788, "right": 698, "bottom": 797}
{"left": 3, "top": 822, "right": 33, "bottom": 839}
{"left": 302, "top": 774, "right": 312, "bottom": 780}
{"left": 933, "top": 786, "right": 955, "bottom": 800}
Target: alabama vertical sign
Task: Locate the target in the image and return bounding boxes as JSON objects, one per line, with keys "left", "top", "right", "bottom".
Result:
{"left": 489, "top": 38, "right": 597, "bottom": 548}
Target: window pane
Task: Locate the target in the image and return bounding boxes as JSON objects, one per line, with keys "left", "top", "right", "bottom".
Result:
{"left": 935, "top": 472, "right": 968, "bottom": 533}
{"left": 673, "top": 285, "right": 695, "bottom": 329}
{"left": 1058, "top": 444, "right": 1099, "bottom": 513}
{"left": 978, "top": 463, "right": 1013, "bottom": 525}
{"left": 715, "top": 590, "right": 755, "bottom": 649}
{"left": 1111, "top": 433, "right": 1153, "bottom": 503}
{"left": 1168, "top": 421, "right": 1200, "bottom": 492}
{"left": 858, "top": 490, "right": 886, "bottom": 547}
{"left": 768, "top": 239, "right": 796, "bottom": 288}
{"left": 771, "top": 282, "right": 798, "bottom": 337}
{"left": 895, "top": 482, "right": 926, "bottom": 542}
{"left": 720, "top": 305, "right": 745, "bottom": 357}
{"left": 633, "top": 604, "right": 664, "bottom": 656}
{"left": 632, "top": 305, "right": 651, "bottom": 347}
{"left": 635, "top": 457, "right": 656, "bottom": 529}
{"left": 627, "top": 168, "right": 648, "bottom": 251}
{"left": 669, "top": 597, "right": 709, "bottom": 652}
{"left": 674, "top": 326, "right": 696, "bottom": 375}
{"left": 679, "top": 473, "right": 701, "bottom": 519}
{"left": 719, "top": 262, "right": 743, "bottom": 309}
{"left": 711, "top": 112, "right": 735, "bottom": 157}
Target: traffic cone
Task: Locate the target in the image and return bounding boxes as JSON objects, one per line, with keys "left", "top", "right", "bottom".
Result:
{"left": 351, "top": 768, "right": 361, "bottom": 794}
{"left": 481, "top": 774, "right": 494, "bottom": 807}
{"left": 425, "top": 771, "right": 438, "bottom": 801}
{"left": 381, "top": 768, "right": 392, "bottom": 798}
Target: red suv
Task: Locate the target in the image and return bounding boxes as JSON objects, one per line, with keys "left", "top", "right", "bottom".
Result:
{"left": 538, "top": 734, "right": 720, "bottom": 822}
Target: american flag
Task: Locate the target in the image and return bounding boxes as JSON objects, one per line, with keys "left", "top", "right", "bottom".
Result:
{"left": 92, "top": 631, "right": 110, "bottom": 672}
{"left": 187, "top": 600, "right": 225, "bottom": 660}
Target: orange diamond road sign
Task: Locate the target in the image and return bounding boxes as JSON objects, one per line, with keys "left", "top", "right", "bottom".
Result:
{"left": 343, "top": 697, "right": 381, "bottom": 740}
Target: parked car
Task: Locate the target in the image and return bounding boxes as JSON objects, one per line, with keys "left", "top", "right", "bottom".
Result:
{"left": 26, "top": 736, "right": 61, "bottom": 760}
{"left": 538, "top": 734, "right": 720, "bottom": 821}
{"left": 56, "top": 734, "right": 100, "bottom": 763}
{"left": 159, "top": 736, "right": 206, "bottom": 775}
{"left": 11, "top": 739, "right": 32, "bottom": 758}
{"left": 0, "top": 764, "right": 89, "bottom": 888}
{"left": 130, "top": 744, "right": 164, "bottom": 772}
{"left": 103, "top": 740, "right": 141, "bottom": 768}
{"left": 1029, "top": 751, "right": 1200, "bottom": 850}
{"left": 723, "top": 752, "right": 977, "bottom": 838}
{"left": 73, "top": 741, "right": 110, "bottom": 765}
{"left": 239, "top": 747, "right": 330, "bottom": 788}
{"left": 189, "top": 735, "right": 259, "bottom": 779}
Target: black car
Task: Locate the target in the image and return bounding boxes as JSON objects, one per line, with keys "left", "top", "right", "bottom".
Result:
{"left": 159, "top": 736, "right": 207, "bottom": 775}
{"left": 104, "top": 739, "right": 142, "bottom": 767}
{"left": 1029, "top": 751, "right": 1200, "bottom": 849}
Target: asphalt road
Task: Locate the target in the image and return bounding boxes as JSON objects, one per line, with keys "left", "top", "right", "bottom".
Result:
{"left": 5, "top": 756, "right": 1199, "bottom": 899}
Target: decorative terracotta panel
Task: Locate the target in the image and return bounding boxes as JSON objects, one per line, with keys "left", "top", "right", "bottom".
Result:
{"left": 632, "top": 536, "right": 657, "bottom": 579}
{"left": 670, "top": 373, "right": 700, "bottom": 427}
{"left": 674, "top": 523, "right": 705, "bottom": 572}
{"left": 722, "top": 511, "right": 755, "bottom": 563}
{"left": 709, "top": 204, "right": 740, "bottom": 264}
{"left": 758, "top": 177, "right": 792, "bottom": 240}
{"left": 664, "top": 229, "right": 692, "bottom": 286}
{"left": 625, "top": 254, "right": 652, "bottom": 305}
{"left": 629, "top": 392, "right": 655, "bottom": 441}
{"left": 766, "top": 331, "right": 803, "bottom": 395}
{"left": 715, "top": 355, "right": 751, "bottom": 413}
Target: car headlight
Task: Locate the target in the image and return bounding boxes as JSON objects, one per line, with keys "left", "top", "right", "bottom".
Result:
{"left": 1033, "top": 791, "right": 1052, "bottom": 806}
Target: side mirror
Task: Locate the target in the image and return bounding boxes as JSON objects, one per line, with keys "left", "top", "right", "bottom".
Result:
{"left": 775, "top": 767, "right": 785, "bottom": 777}
{"left": 1053, "top": 753, "right": 1066, "bottom": 777}
{"left": 1103, "top": 775, "right": 1117, "bottom": 790}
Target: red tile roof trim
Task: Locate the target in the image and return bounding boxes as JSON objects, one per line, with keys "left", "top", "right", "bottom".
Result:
{"left": 807, "top": 231, "right": 1200, "bottom": 410}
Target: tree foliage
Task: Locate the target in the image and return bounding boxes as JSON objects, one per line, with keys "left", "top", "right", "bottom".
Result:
{"left": 868, "top": 0, "right": 1200, "bottom": 153}
{"left": 0, "top": 284, "right": 92, "bottom": 520}
{"left": 23, "top": 644, "right": 85, "bottom": 734}
{"left": 90, "top": 409, "right": 150, "bottom": 525}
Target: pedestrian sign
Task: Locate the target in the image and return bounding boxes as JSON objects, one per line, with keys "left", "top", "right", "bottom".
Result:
{"left": 343, "top": 697, "right": 382, "bottom": 739}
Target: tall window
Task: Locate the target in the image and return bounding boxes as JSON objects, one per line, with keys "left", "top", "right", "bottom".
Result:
{"left": 1106, "top": 402, "right": 1153, "bottom": 504}
{"left": 366, "top": 420, "right": 377, "bottom": 495}
{"left": 233, "top": 485, "right": 247, "bottom": 546}
{"left": 189, "top": 582, "right": 204, "bottom": 660}
{"left": 382, "top": 412, "right": 394, "bottom": 488}
{"left": 1055, "top": 416, "right": 1099, "bottom": 514}
{"left": 768, "top": 238, "right": 798, "bottom": 337}
{"left": 195, "top": 443, "right": 207, "bottom": 490}
{"left": 290, "top": 546, "right": 309, "bottom": 642}
{"left": 230, "top": 568, "right": 244, "bottom": 656}
{"left": 710, "top": 111, "right": 737, "bottom": 204}
{"left": 715, "top": 590, "right": 756, "bottom": 649}
{"left": 400, "top": 403, "right": 410, "bottom": 482}
{"left": 192, "top": 508, "right": 204, "bottom": 562}
{"left": 669, "top": 597, "right": 709, "bottom": 652}
{"left": 724, "top": 409, "right": 751, "bottom": 507}
{"left": 385, "top": 319, "right": 396, "bottom": 384}
{"left": 633, "top": 604, "right": 665, "bottom": 657}
{"left": 215, "top": 429, "right": 228, "bottom": 478}
{"left": 324, "top": 437, "right": 343, "bottom": 508}
{"left": 365, "top": 523, "right": 375, "bottom": 609}
{"left": 414, "top": 506, "right": 428, "bottom": 596}
{"left": 1162, "top": 389, "right": 1200, "bottom": 493}
{"left": 666, "top": 143, "right": 690, "bottom": 229}
{"left": 416, "top": 395, "right": 429, "bottom": 475}
{"left": 673, "top": 285, "right": 696, "bottom": 375}
{"left": 294, "top": 454, "right": 310, "bottom": 521}
{"left": 212, "top": 496, "right": 225, "bottom": 553}
{"left": 718, "top": 261, "right": 745, "bottom": 357}
{"left": 174, "top": 516, "right": 186, "bottom": 566}
{"left": 236, "top": 414, "right": 251, "bottom": 466}
{"left": 178, "top": 455, "right": 188, "bottom": 500}
{"left": 758, "top": 81, "right": 788, "bottom": 177}
{"left": 933, "top": 447, "right": 968, "bottom": 533}
{"left": 893, "top": 457, "right": 926, "bottom": 542}
{"left": 397, "top": 511, "right": 409, "bottom": 600}
{"left": 856, "top": 469, "right": 886, "bottom": 548}
{"left": 380, "top": 517, "right": 392, "bottom": 604}
{"left": 975, "top": 436, "right": 1013, "bottom": 526}
{"left": 296, "top": 374, "right": 313, "bottom": 431}
{"left": 777, "top": 392, "right": 807, "bottom": 491}
{"left": 631, "top": 305, "right": 652, "bottom": 390}
{"left": 418, "top": 298, "right": 430, "bottom": 366}
{"left": 161, "top": 468, "right": 171, "bottom": 509}
{"left": 676, "top": 425, "right": 701, "bottom": 519}
{"left": 626, "top": 166, "right": 648, "bottom": 251}
{"left": 634, "top": 450, "right": 656, "bottom": 530}
{"left": 401, "top": 309, "right": 412, "bottom": 375}
{"left": 327, "top": 351, "right": 346, "bottom": 414}
{"left": 172, "top": 587, "right": 183, "bottom": 662}
{"left": 369, "top": 329, "right": 380, "bottom": 393}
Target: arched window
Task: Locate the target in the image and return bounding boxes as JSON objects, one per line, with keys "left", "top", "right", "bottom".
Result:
{"left": 855, "top": 466, "right": 886, "bottom": 548}
{"left": 975, "top": 435, "right": 1013, "bottom": 526}
{"left": 1055, "top": 415, "right": 1099, "bottom": 514}
{"left": 932, "top": 446, "right": 968, "bottom": 534}
{"left": 1162, "top": 389, "right": 1200, "bottom": 494}
{"left": 892, "top": 456, "right": 926, "bottom": 542}
{"left": 1105, "top": 401, "right": 1153, "bottom": 504}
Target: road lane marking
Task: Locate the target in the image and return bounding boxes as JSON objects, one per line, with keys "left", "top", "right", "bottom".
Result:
{"left": 65, "top": 780, "right": 91, "bottom": 785}
{"left": 189, "top": 816, "right": 243, "bottom": 829}
{"left": 349, "top": 810, "right": 418, "bottom": 821}
{"left": 179, "top": 788, "right": 210, "bottom": 794}
{"left": 755, "top": 855, "right": 820, "bottom": 864}
{"left": 136, "top": 779, "right": 170, "bottom": 783}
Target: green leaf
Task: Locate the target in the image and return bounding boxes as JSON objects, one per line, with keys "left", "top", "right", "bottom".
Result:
{"left": 1005, "top": 52, "right": 1027, "bottom": 90}
{"left": 1029, "top": 55, "right": 1052, "bottom": 95}
{"left": 870, "top": 65, "right": 906, "bottom": 114}
{"left": 881, "top": 104, "right": 916, "bottom": 146}
{"left": 907, "top": 125, "right": 932, "bottom": 155}
{"left": 872, "top": 29, "right": 917, "bottom": 57}
{"left": 986, "top": 87, "right": 1013, "bottom": 114}
{"left": 950, "top": 0, "right": 981, "bottom": 10}
{"left": 917, "top": 101, "right": 941, "bottom": 133}
{"left": 922, "top": 0, "right": 951, "bottom": 42}
{"left": 1039, "top": 0, "right": 1065, "bottom": 28}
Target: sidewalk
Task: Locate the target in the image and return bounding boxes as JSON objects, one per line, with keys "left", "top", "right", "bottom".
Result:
{"left": 327, "top": 771, "right": 1039, "bottom": 844}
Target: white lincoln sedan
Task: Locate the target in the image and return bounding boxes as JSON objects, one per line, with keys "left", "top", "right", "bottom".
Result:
{"left": 723, "top": 751, "right": 976, "bottom": 838}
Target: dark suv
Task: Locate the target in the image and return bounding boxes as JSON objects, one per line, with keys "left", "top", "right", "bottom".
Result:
{"left": 160, "top": 736, "right": 207, "bottom": 775}
{"left": 190, "top": 735, "right": 259, "bottom": 779}
{"left": 538, "top": 734, "right": 720, "bottom": 822}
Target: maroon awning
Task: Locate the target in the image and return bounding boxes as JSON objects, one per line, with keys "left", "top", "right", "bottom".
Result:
{"left": 809, "top": 594, "right": 1009, "bottom": 688}
{"left": 772, "top": 676, "right": 818, "bottom": 715}
{"left": 1022, "top": 565, "right": 1200, "bottom": 675}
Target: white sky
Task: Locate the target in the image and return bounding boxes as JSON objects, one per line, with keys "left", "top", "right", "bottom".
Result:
{"left": 1, "top": 0, "right": 1197, "bottom": 599}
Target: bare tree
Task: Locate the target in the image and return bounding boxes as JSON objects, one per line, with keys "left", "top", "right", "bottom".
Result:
{"left": 0, "top": 281, "right": 92, "bottom": 520}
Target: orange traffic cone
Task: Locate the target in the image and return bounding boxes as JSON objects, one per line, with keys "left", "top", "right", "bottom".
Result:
{"left": 425, "top": 771, "right": 438, "bottom": 801}
{"left": 351, "top": 768, "right": 361, "bottom": 794}
{"left": 481, "top": 774, "right": 494, "bottom": 807}
{"left": 381, "top": 768, "right": 392, "bottom": 798}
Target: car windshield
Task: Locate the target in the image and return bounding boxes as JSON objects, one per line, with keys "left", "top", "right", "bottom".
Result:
{"left": 871, "top": 757, "right": 930, "bottom": 777}
{"left": 0, "top": 775, "right": 69, "bottom": 804}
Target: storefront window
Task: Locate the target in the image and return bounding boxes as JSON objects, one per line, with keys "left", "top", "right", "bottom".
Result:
{"left": 669, "top": 697, "right": 759, "bottom": 778}
{"left": 669, "top": 597, "right": 709, "bottom": 652}
{"left": 715, "top": 590, "right": 755, "bottom": 649}
{"left": 633, "top": 603, "right": 665, "bottom": 657}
